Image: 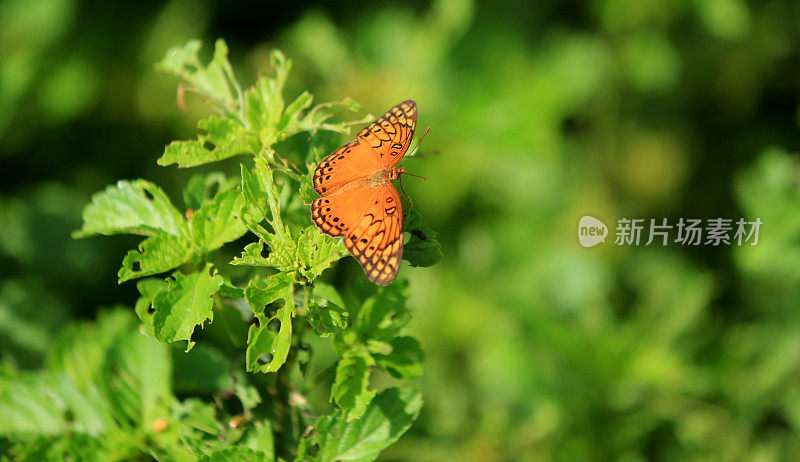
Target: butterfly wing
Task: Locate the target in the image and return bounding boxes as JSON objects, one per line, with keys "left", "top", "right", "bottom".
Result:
{"left": 311, "top": 187, "right": 379, "bottom": 238}
{"left": 313, "top": 100, "right": 417, "bottom": 196}
{"left": 311, "top": 183, "right": 403, "bottom": 285}
{"left": 343, "top": 184, "right": 404, "bottom": 286}
{"left": 313, "top": 140, "right": 383, "bottom": 196}
{"left": 311, "top": 100, "right": 416, "bottom": 285}
{"left": 357, "top": 100, "right": 417, "bottom": 168}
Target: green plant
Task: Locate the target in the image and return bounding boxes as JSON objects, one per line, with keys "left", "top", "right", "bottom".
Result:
{"left": 0, "top": 39, "right": 441, "bottom": 461}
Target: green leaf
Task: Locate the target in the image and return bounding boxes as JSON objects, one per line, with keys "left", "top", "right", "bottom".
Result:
{"left": 118, "top": 233, "right": 194, "bottom": 283}
{"left": 308, "top": 388, "right": 423, "bottom": 462}
{"left": 244, "top": 273, "right": 296, "bottom": 373}
{"left": 156, "top": 39, "right": 240, "bottom": 115}
{"left": 245, "top": 297, "right": 293, "bottom": 374}
{"left": 355, "top": 280, "right": 411, "bottom": 347}
{"left": 297, "top": 225, "right": 346, "bottom": 282}
{"left": 183, "top": 172, "right": 235, "bottom": 210}
{"left": 190, "top": 187, "right": 247, "bottom": 251}
{"left": 0, "top": 371, "right": 109, "bottom": 435}
{"left": 373, "top": 336, "right": 424, "bottom": 380}
{"left": 135, "top": 278, "right": 168, "bottom": 338}
{"left": 241, "top": 161, "right": 269, "bottom": 225}
{"left": 331, "top": 349, "right": 376, "bottom": 421}
{"left": 159, "top": 117, "right": 258, "bottom": 168}
{"left": 150, "top": 264, "right": 224, "bottom": 350}
{"left": 231, "top": 241, "right": 273, "bottom": 267}
{"left": 73, "top": 179, "right": 186, "bottom": 238}
{"left": 244, "top": 272, "right": 296, "bottom": 311}
{"left": 308, "top": 282, "right": 349, "bottom": 335}
{"left": 403, "top": 209, "right": 443, "bottom": 268}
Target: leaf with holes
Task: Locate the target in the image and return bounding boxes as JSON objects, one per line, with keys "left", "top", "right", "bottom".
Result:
{"left": 245, "top": 297, "right": 293, "bottom": 374}
{"left": 244, "top": 273, "right": 295, "bottom": 373}
{"left": 150, "top": 264, "right": 224, "bottom": 351}
{"left": 118, "top": 233, "right": 194, "bottom": 283}
{"left": 297, "top": 226, "right": 345, "bottom": 282}
{"left": 160, "top": 117, "right": 259, "bottom": 168}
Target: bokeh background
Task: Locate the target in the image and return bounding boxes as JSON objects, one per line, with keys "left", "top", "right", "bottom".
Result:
{"left": 3, "top": 0, "right": 800, "bottom": 459}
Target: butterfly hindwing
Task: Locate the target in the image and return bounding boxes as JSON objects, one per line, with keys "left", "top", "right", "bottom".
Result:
{"left": 311, "top": 187, "right": 379, "bottom": 238}
{"left": 344, "top": 184, "right": 404, "bottom": 286}
{"left": 357, "top": 100, "right": 417, "bottom": 167}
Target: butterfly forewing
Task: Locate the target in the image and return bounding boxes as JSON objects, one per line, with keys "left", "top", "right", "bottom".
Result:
{"left": 313, "top": 140, "right": 382, "bottom": 196}
{"left": 357, "top": 100, "right": 417, "bottom": 167}
{"left": 311, "top": 100, "right": 417, "bottom": 285}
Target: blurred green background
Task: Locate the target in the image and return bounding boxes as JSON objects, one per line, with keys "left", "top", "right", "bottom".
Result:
{"left": 3, "top": 0, "right": 800, "bottom": 459}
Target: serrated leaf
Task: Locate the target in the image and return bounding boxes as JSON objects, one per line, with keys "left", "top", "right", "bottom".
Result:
{"left": 159, "top": 117, "right": 258, "bottom": 168}
{"left": 241, "top": 162, "right": 269, "bottom": 224}
{"left": 231, "top": 241, "right": 272, "bottom": 267}
{"left": 297, "top": 225, "right": 346, "bottom": 282}
{"left": 373, "top": 336, "right": 424, "bottom": 380}
{"left": 403, "top": 209, "right": 443, "bottom": 268}
{"left": 244, "top": 273, "right": 295, "bottom": 374}
{"left": 307, "top": 388, "right": 423, "bottom": 462}
{"left": 190, "top": 187, "right": 247, "bottom": 250}
{"left": 331, "top": 349, "right": 375, "bottom": 421}
{"left": 156, "top": 39, "right": 239, "bottom": 115}
{"left": 74, "top": 179, "right": 185, "bottom": 238}
{"left": 299, "top": 170, "right": 318, "bottom": 204}
{"left": 151, "top": 264, "right": 224, "bottom": 350}
{"left": 244, "top": 272, "right": 296, "bottom": 312}
{"left": 118, "top": 233, "right": 194, "bottom": 283}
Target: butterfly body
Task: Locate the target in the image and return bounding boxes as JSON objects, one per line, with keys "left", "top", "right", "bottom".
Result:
{"left": 310, "top": 101, "right": 417, "bottom": 285}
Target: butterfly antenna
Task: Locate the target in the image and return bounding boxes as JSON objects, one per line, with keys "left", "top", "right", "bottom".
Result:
{"left": 404, "top": 171, "right": 426, "bottom": 182}
{"left": 404, "top": 126, "right": 431, "bottom": 164}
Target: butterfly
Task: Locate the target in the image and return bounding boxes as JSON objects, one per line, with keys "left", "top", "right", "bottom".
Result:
{"left": 311, "top": 100, "right": 417, "bottom": 285}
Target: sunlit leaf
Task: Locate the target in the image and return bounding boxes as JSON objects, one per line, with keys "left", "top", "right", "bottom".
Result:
{"left": 150, "top": 264, "right": 224, "bottom": 350}
{"left": 305, "top": 388, "right": 423, "bottom": 462}
{"left": 74, "top": 179, "right": 186, "bottom": 238}
{"left": 118, "top": 233, "right": 193, "bottom": 283}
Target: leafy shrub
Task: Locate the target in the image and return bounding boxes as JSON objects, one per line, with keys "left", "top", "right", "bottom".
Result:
{"left": 1, "top": 39, "right": 440, "bottom": 461}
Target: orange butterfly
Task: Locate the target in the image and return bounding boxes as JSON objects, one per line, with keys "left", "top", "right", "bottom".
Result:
{"left": 311, "top": 100, "right": 418, "bottom": 285}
